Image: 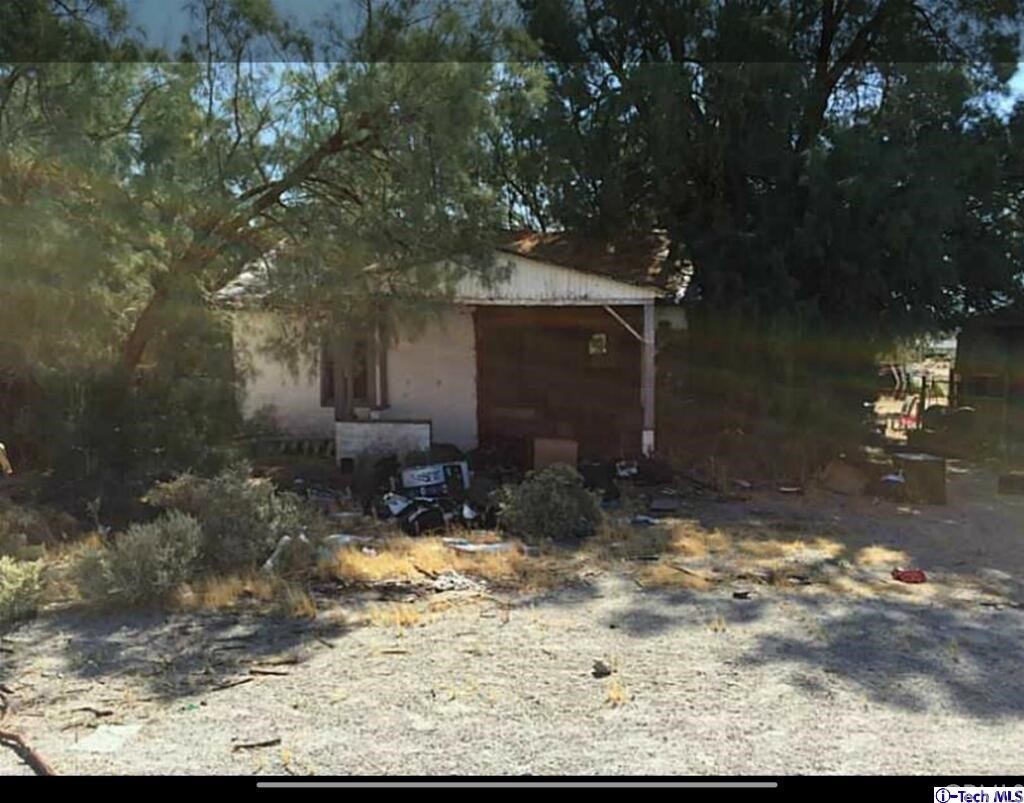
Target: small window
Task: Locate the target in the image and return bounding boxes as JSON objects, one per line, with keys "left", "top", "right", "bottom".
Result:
{"left": 352, "top": 337, "right": 369, "bottom": 404}
{"left": 588, "top": 333, "right": 608, "bottom": 356}
{"left": 320, "top": 342, "right": 335, "bottom": 408}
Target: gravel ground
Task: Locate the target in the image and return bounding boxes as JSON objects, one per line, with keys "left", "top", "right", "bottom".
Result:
{"left": 2, "top": 463, "right": 1023, "bottom": 776}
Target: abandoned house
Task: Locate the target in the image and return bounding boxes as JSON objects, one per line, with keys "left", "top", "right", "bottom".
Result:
{"left": 953, "top": 305, "right": 1024, "bottom": 456}
{"left": 221, "top": 232, "right": 689, "bottom": 468}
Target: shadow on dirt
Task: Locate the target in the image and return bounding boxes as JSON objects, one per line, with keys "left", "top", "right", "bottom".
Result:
{"left": 607, "top": 584, "right": 1024, "bottom": 720}
{"left": 1, "top": 606, "right": 351, "bottom": 701}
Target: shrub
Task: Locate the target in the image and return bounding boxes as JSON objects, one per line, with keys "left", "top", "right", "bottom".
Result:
{"left": 73, "top": 511, "right": 202, "bottom": 605}
{"left": 0, "top": 556, "right": 45, "bottom": 623}
{"left": 146, "top": 463, "right": 317, "bottom": 573}
{"left": 0, "top": 498, "right": 76, "bottom": 554}
{"left": 497, "top": 463, "right": 602, "bottom": 543}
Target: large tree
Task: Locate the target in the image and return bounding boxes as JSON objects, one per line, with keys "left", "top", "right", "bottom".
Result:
{"left": 509, "top": 0, "right": 1024, "bottom": 472}
{"left": 0, "top": 0, "right": 536, "bottom": 484}
{"left": 514, "top": 0, "right": 1023, "bottom": 332}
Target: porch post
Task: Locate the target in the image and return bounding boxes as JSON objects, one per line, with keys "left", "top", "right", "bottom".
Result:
{"left": 641, "top": 301, "right": 656, "bottom": 455}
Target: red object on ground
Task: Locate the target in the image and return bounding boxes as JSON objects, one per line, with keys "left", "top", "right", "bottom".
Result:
{"left": 891, "top": 568, "right": 927, "bottom": 584}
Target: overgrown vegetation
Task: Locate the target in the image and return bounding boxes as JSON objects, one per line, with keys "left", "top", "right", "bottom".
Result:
{"left": 0, "top": 555, "right": 44, "bottom": 624}
{"left": 496, "top": 464, "right": 602, "bottom": 543}
{"left": 145, "top": 463, "right": 323, "bottom": 573}
{"left": 72, "top": 511, "right": 203, "bottom": 605}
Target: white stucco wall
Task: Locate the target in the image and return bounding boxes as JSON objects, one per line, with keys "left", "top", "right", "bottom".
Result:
{"left": 382, "top": 307, "right": 478, "bottom": 451}
{"left": 232, "top": 307, "right": 478, "bottom": 451}
{"left": 232, "top": 311, "right": 335, "bottom": 438}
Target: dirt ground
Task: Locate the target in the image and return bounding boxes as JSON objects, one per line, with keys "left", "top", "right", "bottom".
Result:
{"left": 2, "top": 461, "right": 1023, "bottom": 776}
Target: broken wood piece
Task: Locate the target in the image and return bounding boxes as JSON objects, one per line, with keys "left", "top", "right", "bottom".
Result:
{"left": 211, "top": 677, "right": 255, "bottom": 692}
{"left": 253, "top": 654, "right": 301, "bottom": 667}
{"left": 249, "top": 668, "right": 291, "bottom": 677}
{"left": 71, "top": 706, "right": 114, "bottom": 718}
{"left": 0, "top": 728, "right": 56, "bottom": 776}
{"left": 232, "top": 737, "right": 281, "bottom": 752}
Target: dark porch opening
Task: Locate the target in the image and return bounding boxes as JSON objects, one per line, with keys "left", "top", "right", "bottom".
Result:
{"left": 474, "top": 305, "right": 643, "bottom": 463}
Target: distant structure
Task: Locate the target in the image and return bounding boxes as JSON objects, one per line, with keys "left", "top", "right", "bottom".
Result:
{"left": 953, "top": 307, "right": 1024, "bottom": 459}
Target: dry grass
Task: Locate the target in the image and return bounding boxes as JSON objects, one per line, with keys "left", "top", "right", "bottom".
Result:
{"left": 273, "top": 583, "right": 317, "bottom": 619}
{"left": 735, "top": 538, "right": 793, "bottom": 558}
{"left": 855, "top": 545, "right": 911, "bottom": 567}
{"left": 605, "top": 674, "right": 629, "bottom": 707}
{"left": 172, "top": 573, "right": 280, "bottom": 611}
{"left": 636, "top": 562, "right": 717, "bottom": 591}
{"left": 367, "top": 602, "right": 422, "bottom": 629}
{"left": 321, "top": 535, "right": 574, "bottom": 593}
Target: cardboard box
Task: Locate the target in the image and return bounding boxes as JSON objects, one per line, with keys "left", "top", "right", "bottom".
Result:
{"left": 533, "top": 437, "right": 578, "bottom": 470}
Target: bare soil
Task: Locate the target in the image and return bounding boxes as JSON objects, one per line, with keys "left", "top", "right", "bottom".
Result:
{"left": 2, "top": 462, "right": 1023, "bottom": 776}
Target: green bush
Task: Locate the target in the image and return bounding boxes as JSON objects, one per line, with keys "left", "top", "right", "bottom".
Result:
{"left": 0, "top": 556, "right": 45, "bottom": 623}
{"left": 497, "top": 463, "right": 602, "bottom": 543}
{"left": 146, "top": 464, "right": 318, "bottom": 573}
{"left": 73, "top": 511, "right": 202, "bottom": 605}
{"left": 0, "top": 498, "right": 76, "bottom": 554}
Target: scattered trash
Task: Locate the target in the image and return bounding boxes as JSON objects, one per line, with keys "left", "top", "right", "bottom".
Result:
{"left": 732, "top": 478, "right": 753, "bottom": 490}
{"left": 69, "top": 724, "right": 141, "bottom": 754}
{"left": 431, "top": 571, "right": 487, "bottom": 593}
{"left": 317, "top": 533, "right": 372, "bottom": 563}
{"left": 400, "top": 461, "right": 471, "bottom": 498}
{"left": 891, "top": 568, "right": 928, "bottom": 584}
{"left": 261, "top": 534, "right": 313, "bottom": 575}
{"left": 579, "top": 460, "right": 621, "bottom": 503}
{"left": 614, "top": 460, "right": 638, "bottom": 478}
{"left": 442, "top": 538, "right": 515, "bottom": 554}
{"left": 732, "top": 590, "right": 752, "bottom": 600}
{"left": 777, "top": 486, "right": 803, "bottom": 494}
{"left": 648, "top": 495, "right": 681, "bottom": 515}
{"left": 591, "top": 659, "right": 613, "bottom": 679}
{"left": 635, "top": 455, "right": 674, "bottom": 486}
{"left": 630, "top": 514, "right": 659, "bottom": 526}
{"left": 397, "top": 500, "right": 448, "bottom": 536}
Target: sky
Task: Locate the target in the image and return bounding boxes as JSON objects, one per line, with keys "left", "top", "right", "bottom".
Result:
{"left": 125, "top": 0, "right": 1024, "bottom": 112}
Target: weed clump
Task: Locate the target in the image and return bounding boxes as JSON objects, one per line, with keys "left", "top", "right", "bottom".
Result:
{"left": 497, "top": 464, "right": 602, "bottom": 544}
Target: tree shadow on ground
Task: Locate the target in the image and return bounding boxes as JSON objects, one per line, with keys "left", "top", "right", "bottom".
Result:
{"left": 1, "top": 605, "right": 352, "bottom": 703}
{"left": 739, "top": 597, "right": 1024, "bottom": 720}
{"left": 606, "top": 582, "right": 1024, "bottom": 721}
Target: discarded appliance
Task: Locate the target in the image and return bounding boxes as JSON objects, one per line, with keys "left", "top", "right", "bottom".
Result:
{"left": 614, "top": 460, "right": 639, "bottom": 479}
{"left": 400, "top": 461, "right": 471, "bottom": 498}
{"left": 442, "top": 538, "right": 516, "bottom": 554}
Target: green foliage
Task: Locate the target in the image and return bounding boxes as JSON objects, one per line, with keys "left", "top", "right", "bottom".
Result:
{"left": 0, "top": 1, "right": 533, "bottom": 498}
{"left": 513, "top": 1, "right": 1023, "bottom": 471}
{"left": 73, "top": 511, "right": 202, "bottom": 605}
{"left": 146, "top": 464, "right": 319, "bottom": 573}
{"left": 0, "top": 556, "right": 45, "bottom": 624}
{"left": 497, "top": 463, "right": 602, "bottom": 543}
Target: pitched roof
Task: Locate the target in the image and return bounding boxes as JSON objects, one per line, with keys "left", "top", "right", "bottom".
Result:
{"left": 497, "top": 230, "right": 691, "bottom": 296}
